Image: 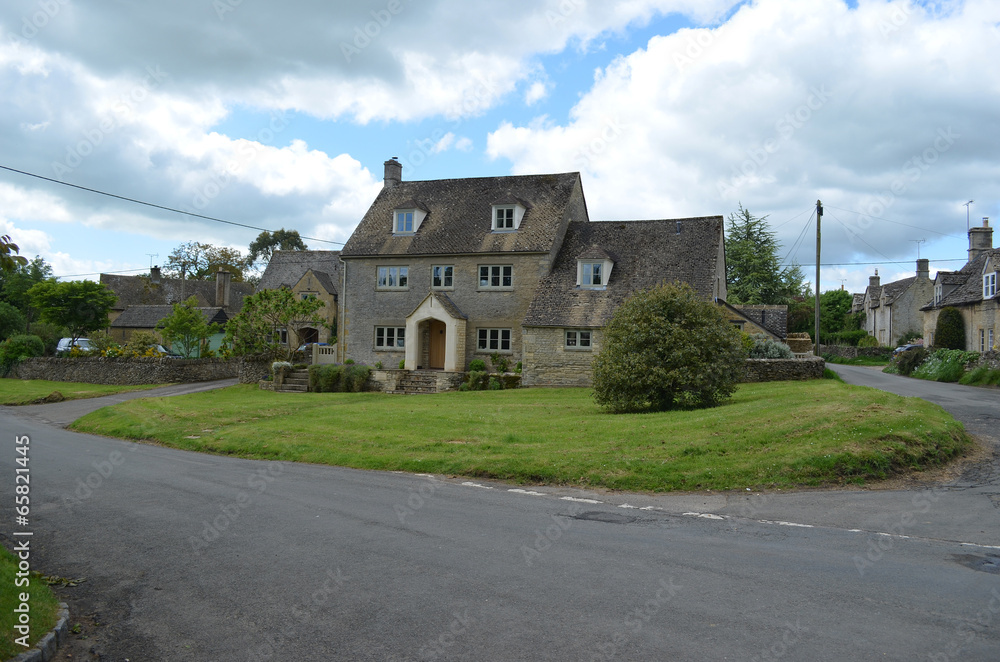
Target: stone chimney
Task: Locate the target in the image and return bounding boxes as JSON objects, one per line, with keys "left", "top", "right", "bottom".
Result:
{"left": 383, "top": 157, "right": 402, "bottom": 189}
{"left": 869, "top": 269, "right": 880, "bottom": 290}
{"left": 968, "top": 217, "right": 993, "bottom": 263}
{"left": 215, "top": 270, "right": 232, "bottom": 309}
{"left": 150, "top": 265, "right": 161, "bottom": 284}
{"left": 916, "top": 258, "right": 929, "bottom": 280}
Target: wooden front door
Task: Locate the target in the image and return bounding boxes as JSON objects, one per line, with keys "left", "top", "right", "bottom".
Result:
{"left": 428, "top": 320, "right": 446, "bottom": 370}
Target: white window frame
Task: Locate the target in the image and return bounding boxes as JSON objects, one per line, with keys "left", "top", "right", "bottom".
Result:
{"left": 432, "top": 265, "right": 454, "bottom": 289}
{"left": 375, "top": 326, "right": 405, "bottom": 350}
{"left": 477, "top": 328, "right": 512, "bottom": 352}
{"left": 392, "top": 207, "right": 427, "bottom": 235}
{"left": 377, "top": 266, "right": 409, "bottom": 290}
{"left": 984, "top": 272, "right": 997, "bottom": 299}
{"left": 990, "top": 328, "right": 995, "bottom": 350}
{"left": 980, "top": 328, "right": 986, "bottom": 352}
{"left": 490, "top": 203, "right": 526, "bottom": 231}
{"left": 479, "top": 265, "right": 513, "bottom": 289}
{"left": 564, "top": 329, "right": 592, "bottom": 350}
{"left": 581, "top": 262, "right": 603, "bottom": 287}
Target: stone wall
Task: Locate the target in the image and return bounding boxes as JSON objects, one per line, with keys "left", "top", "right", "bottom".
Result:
{"left": 13, "top": 357, "right": 240, "bottom": 385}
{"left": 972, "top": 350, "right": 1000, "bottom": 370}
{"left": 521, "top": 326, "right": 601, "bottom": 387}
{"left": 238, "top": 358, "right": 272, "bottom": 384}
{"left": 785, "top": 333, "right": 813, "bottom": 354}
{"left": 742, "top": 357, "right": 825, "bottom": 382}
{"left": 819, "top": 344, "right": 893, "bottom": 360}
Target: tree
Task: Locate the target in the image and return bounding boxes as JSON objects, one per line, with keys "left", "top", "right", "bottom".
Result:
{"left": 164, "top": 241, "right": 251, "bottom": 282}
{"left": 248, "top": 229, "right": 308, "bottom": 264}
{"left": 27, "top": 279, "right": 117, "bottom": 345}
{"left": 725, "top": 205, "right": 805, "bottom": 305}
{"left": 157, "top": 296, "right": 222, "bottom": 358}
{"left": 592, "top": 282, "right": 746, "bottom": 413}
{"left": 934, "top": 307, "right": 965, "bottom": 350}
{"left": 222, "top": 288, "right": 325, "bottom": 361}
{"left": 0, "top": 302, "right": 26, "bottom": 341}
{"left": 819, "top": 290, "right": 853, "bottom": 335}
{"left": 0, "top": 257, "right": 54, "bottom": 330}
{"left": 0, "top": 235, "right": 28, "bottom": 273}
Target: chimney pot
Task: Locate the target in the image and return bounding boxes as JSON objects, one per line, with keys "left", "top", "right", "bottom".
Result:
{"left": 916, "top": 258, "right": 929, "bottom": 279}
{"left": 150, "top": 266, "right": 161, "bottom": 284}
{"left": 383, "top": 157, "right": 402, "bottom": 189}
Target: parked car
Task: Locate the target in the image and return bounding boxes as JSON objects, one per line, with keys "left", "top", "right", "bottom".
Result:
{"left": 56, "top": 337, "right": 92, "bottom": 355}
{"left": 153, "top": 344, "right": 183, "bottom": 358}
{"left": 892, "top": 343, "right": 922, "bottom": 357}
{"left": 296, "top": 342, "right": 330, "bottom": 353}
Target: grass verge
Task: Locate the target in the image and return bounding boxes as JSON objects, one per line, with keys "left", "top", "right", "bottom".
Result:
{"left": 822, "top": 354, "right": 890, "bottom": 367}
{"left": 70, "top": 381, "right": 971, "bottom": 492}
{"left": 0, "top": 378, "right": 164, "bottom": 406}
{"left": 0, "top": 545, "right": 60, "bottom": 659}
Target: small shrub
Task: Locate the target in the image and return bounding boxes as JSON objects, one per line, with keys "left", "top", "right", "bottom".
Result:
{"left": 124, "top": 331, "right": 160, "bottom": 357}
{"left": 465, "top": 370, "right": 489, "bottom": 390}
{"left": 895, "top": 330, "right": 922, "bottom": 346}
{"left": 823, "top": 368, "right": 843, "bottom": 381}
{"left": 857, "top": 335, "right": 880, "bottom": 348}
{"left": 490, "top": 352, "right": 510, "bottom": 374}
{"left": 344, "top": 358, "right": 355, "bottom": 364}
{"left": 934, "top": 307, "right": 965, "bottom": 350}
{"left": 912, "top": 349, "right": 979, "bottom": 382}
{"left": 374, "top": 361, "right": 383, "bottom": 370}
{"left": 309, "top": 364, "right": 343, "bottom": 392}
{"left": 894, "top": 348, "right": 929, "bottom": 376}
{"left": 748, "top": 335, "right": 794, "bottom": 359}
{"left": 514, "top": 361, "right": 522, "bottom": 374}
{"left": 0, "top": 334, "right": 44, "bottom": 375}
{"left": 88, "top": 331, "right": 120, "bottom": 357}
{"left": 343, "top": 364, "right": 371, "bottom": 392}
{"left": 488, "top": 376, "right": 503, "bottom": 390}
{"left": 468, "top": 359, "right": 486, "bottom": 372}
{"left": 398, "top": 359, "right": 405, "bottom": 370}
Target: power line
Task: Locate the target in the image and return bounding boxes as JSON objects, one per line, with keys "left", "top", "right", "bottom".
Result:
{"left": 0, "top": 164, "right": 344, "bottom": 246}
{"left": 822, "top": 204, "right": 962, "bottom": 238}
{"left": 826, "top": 210, "right": 894, "bottom": 263}
{"left": 800, "top": 258, "right": 964, "bottom": 267}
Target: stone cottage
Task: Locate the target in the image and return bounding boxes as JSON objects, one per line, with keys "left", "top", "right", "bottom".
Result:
{"left": 858, "top": 259, "right": 933, "bottom": 346}
{"left": 256, "top": 250, "right": 340, "bottom": 346}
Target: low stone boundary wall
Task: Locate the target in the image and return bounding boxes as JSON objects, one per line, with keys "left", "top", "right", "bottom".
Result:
{"left": 819, "top": 344, "right": 893, "bottom": 360}
{"left": 13, "top": 357, "right": 239, "bottom": 385}
{"left": 972, "top": 350, "right": 1000, "bottom": 370}
{"left": 238, "top": 358, "right": 272, "bottom": 384}
{"left": 742, "top": 357, "right": 825, "bottom": 382}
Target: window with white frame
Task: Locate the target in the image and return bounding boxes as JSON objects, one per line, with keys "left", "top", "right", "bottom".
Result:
{"left": 395, "top": 210, "right": 414, "bottom": 233}
{"left": 985, "top": 272, "right": 997, "bottom": 299}
{"left": 479, "top": 265, "right": 512, "bottom": 289}
{"left": 477, "top": 328, "right": 511, "bottom": 352}
{"left": 494, "top": 206, "right": 515, "bottom": 230}
{"left": 432, "top": 265, "right": 454, "bottom": 289}
{"left": 980, "top": 328, "right": 986, "bottom": 352}
{"left": 565, "top": 330, "right": 592, "bottom": 349}
{"left": 990, "top": 328, "right": 995, "bottom": 350}
{"left": 375, "top": 326, "right": 405, "bottom": 349}
{"left": 581, "top": 262, "right": 603, "bottom": 287}
{"left": 377, "top": 266, "right": 409, "bottom": 290}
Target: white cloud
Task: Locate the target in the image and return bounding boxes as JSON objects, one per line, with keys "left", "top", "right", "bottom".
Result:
{"left": 525, "top": 81, "right": 549, "bottom": 105}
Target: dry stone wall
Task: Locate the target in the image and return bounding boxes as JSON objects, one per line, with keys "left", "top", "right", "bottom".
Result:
{"left": 14, "top": 357, "right": 240, "bottom": 385}
{"left": 743, "top": 357, "right": 825, "bottom": 382}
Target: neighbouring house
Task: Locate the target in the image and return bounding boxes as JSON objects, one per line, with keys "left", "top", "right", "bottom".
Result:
{"left": 335, "top": 157, "right": 738, "bottom": 385}
{"left": 858, "top": 259, "right": 933, "bottom": 346}
{"left": 256, "top": 250, "right": 340, "bottom": 347}
{"left": 921, "top": 218, "right": 999, "bottom": 351}
{"left": 721, "top": 303, "right": 788, "bottom": 341}
{"left": 101, "top": 268, "right": 253, "bottom": 350}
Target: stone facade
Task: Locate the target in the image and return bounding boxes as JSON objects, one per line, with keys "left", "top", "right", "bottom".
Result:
{"left": 862, "top": 260, "right": 933, "bottom": 346}
{"left": 742, "top": 357, "right": 825, "bottom": 382}
{"left": 521, "top": 327, "right": 602, "bottom": 386}
{"left": 238, "top": 358, "right": 273, "bottom": 384}
{"left": 13, "top": 357, "right": 239, "bottom": 385}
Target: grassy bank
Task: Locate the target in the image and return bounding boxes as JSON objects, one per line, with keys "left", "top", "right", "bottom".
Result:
{"left": 823, "top": 354, "right": 890, "bottom": 367}
{"left": 0, "top": 378, "right": 163, "bottom": 405}
{"left": 70, "top": 381, "right": 970, "bottom": 492}
{"left": 0, "top": 546, "right": 60, "bottom": 659}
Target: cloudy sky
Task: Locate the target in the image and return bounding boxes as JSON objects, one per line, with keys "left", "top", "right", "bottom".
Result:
{"left": 1, "top": 0, "right": 997, "bottom": 293}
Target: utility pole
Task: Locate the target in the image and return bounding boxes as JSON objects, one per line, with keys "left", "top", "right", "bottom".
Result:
{"left": 964, "top": 200, "right": 974, "bottom": 231}
{"left": 814, "top": 199, "right": 822, "bottom": 357}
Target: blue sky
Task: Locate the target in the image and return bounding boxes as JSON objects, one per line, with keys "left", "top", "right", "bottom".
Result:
{"left": 1, "top": 0, "right": 997, "bottom": 294}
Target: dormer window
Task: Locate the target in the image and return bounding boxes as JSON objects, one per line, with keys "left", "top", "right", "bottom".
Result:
{"left": 392, "top": 202, "right": 428, "bottom": 235}
{"left": 576, "top": 252, "right": 614, "bottom": 289}
{"left": 495, "top": 207, "right": 515, "bottom": 230}
{"left": 985, "top": 272, "right": 997, "bottom": 299}
{"left": 490, "top": 198, "right": 528, "bottom": 232}
{"left": 582, "top": 262, "right": 603, "bottom": 287}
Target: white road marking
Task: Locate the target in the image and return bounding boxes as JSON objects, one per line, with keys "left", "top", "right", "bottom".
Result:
{"left": 509, "top": 489, "right": 546, "bottom": 496}
{"left": 560, "top": 497, "right": 603, "bottom": 504}
{"left": 683, "top": 512, "right": 726, "bottom": 520}
{"left": 461, "top": 481, "right": 494, "bottom": 489}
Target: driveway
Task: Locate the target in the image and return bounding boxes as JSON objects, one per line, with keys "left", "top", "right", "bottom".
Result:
{"left": 2, "top": 375, "right": 999, "bottom": 660}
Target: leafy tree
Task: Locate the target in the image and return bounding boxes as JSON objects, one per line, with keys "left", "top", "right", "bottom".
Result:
{"left": 0, "top": 256, "right": 52, "bottom": 329}
{"left": 223, "top": 288, "right": 325, "bottom": 361}
{"left": 164, "top": 241, "right": 251, "bottom": 282}
{"left": 27, "top": 279, "right": 117, "bottom": 346}
{"left": 725, "top": 205, "right": 805, "bottom": 305}
{"left": 0, "top": 235, "right": 28, "bottom": 273}
{"left": 157, "top": 296, "right": 222, "bottom": 358}
{"left": 0, "top": 302, "right": 26, "bottom": 341}
{"left": 248, "top": 229, "right": 308, "bottom": 264}
{"left": 0, "top": 334, "right": 44, "bottom": 375}
{"left": 592, "top": 282, "right": 746, "bottom": 413}
{"left": 819, "top": 290, "right": 853, "bottom": 335}
{"left": 934, "top": 307, "right": 965, "bottom": 350}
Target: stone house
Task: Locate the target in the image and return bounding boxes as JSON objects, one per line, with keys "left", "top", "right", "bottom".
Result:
{"left": 858, "top": 259, "right": 933, "bottom": 346}
{"left": 921, "top": 218, "right": 999, "bottom": 351}
{"left": 256, "top": 250, "right": 340, "bottom": 347}
{"left": 335, "top": 158, "right": 737, "bottom": 385}
{"left": 109, "top": 305, "right": 230, "bottom": 352}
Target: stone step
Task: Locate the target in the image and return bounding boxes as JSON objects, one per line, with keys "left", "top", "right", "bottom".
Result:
{"left": 277, "top": 384, "right": 308, "bottom": 393}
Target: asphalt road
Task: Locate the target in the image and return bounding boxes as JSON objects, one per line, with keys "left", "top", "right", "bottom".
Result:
{"left": 2, "top": 373, "right": 999, "bottom": 661}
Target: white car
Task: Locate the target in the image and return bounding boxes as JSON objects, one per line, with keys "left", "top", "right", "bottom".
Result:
{"left": 56, "top": 337, "right": 92, "bottom": 354}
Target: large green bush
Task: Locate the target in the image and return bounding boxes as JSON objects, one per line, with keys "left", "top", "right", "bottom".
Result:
{"left": 0, "top": 301, "right": 26, "bottom": 341}
{"left": 934, "top": 307, "right": 965, "bottom": 350}
{"left": 592, "top": 282, "right": 746, "bottom": 413}
{"left": 308, "top": 363, "right": 371, "bottom": 393}
{"left": 824, "top": 330, "right": 868, "bottom": 346}
{"left": 893, "top": 347, "right": 929, "bottom": 377}
{"left": 0, "top": 333, "right": 44, "bottom": 375}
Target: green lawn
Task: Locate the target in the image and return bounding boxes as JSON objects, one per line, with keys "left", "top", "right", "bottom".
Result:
{"left": 823, "top": 354, "right": 891, "bottom": 367}
{"left": 70, "top": 381, "right": 970, "bottom": 492}
{"left": 0, "top": 546, "right": 60, "bottom": 659}
{"left": 0, "top": 378, "right": 164, "bottom": 406}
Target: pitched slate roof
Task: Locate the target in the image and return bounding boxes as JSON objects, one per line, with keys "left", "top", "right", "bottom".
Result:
{"left": 523, "top": 217, "right": 724, "bottom": 328}
{"left": 881, "top": 277, "right": 915, "bottom": 305}
{"left": 732, "top": 305, "right": 788, "bottom": 339}
{"left": 257, "top": 250, "right": 341, "bottom": 293}
{"left": 851, "top": 293, "right": 865, "bottom": 313}
{"left": 340, "top": 172, "right": 585, "bottom": 257}
{"left": 110, "top": 305, "right": 229, "bottom": 329}
{"left": 924, "top": 249, "right": 1000, "bottom": 308}
{"left": 101, "top": 274, "right": 253, "bottom": 312}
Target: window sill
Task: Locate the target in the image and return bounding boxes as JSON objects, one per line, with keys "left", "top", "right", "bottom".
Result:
{"left": 577, "top": 285, "right": 606, "bottom": 291}
{"left": 477, "top": 287, "right": 514, "bottom": 292}
{"left": 376, "top": 288, "right": 410, "bottom": 292}
{"left": 563, "top": 347, "right": 593, "bottom": 352}
{"left": 475, "top": 349, "right": 513, "bottom": 354}
{"left": 374, "top": 347, "right": 405, "bottom": 352}
{"left": 431, "top": 286, "right": 455, "bottom": 292}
